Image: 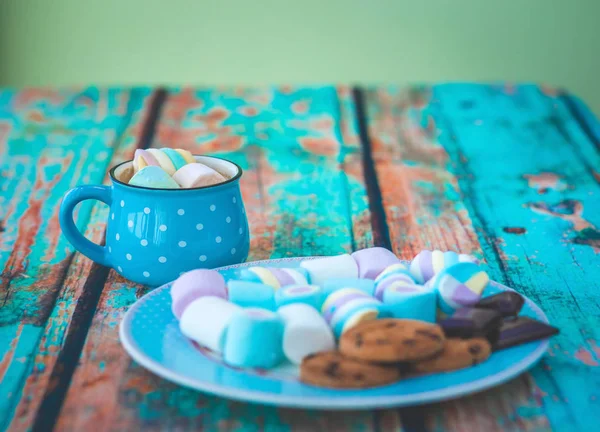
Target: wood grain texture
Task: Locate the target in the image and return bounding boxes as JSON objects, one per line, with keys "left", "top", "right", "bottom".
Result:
{"left": 362, "top": 86, "right": 549, "bottom": 432}
{"left": 0, "top": 87, "right": 152, "bottom": 431}
{"left": 56, "top": 86, "right": 384, "bottom": 431}
{"left": 0, "top": 84, "right": 598, "bottom": 432}
{"left": 429, "top": 84, "right": 600, "bottom": 431}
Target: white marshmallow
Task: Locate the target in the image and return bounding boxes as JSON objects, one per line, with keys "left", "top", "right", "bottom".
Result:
{"left": 300, "top": 254, "right": 359, "bottom": 286}
{"left": 172, "top": 163, "right": 226, "bottom": 188}
{"left": 179, "top": 296, "right": 241, "bottom": 353}
{"left": 277, "top": 304, "right": 335, "bottom": 365}
{"left": 281, "top": 268, "right": 310, "bottom": 285}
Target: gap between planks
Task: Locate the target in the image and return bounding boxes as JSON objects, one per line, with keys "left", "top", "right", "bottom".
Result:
{"left": 559, "top": 92, "right": 600, "bottom": 153}
{"left": 353, "top": 86, "right": 427, "bottom": 432}
{"left": 29, "top": 88, "right": 168, "bottom": 432}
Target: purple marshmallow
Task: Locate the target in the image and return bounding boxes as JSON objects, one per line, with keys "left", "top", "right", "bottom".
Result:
{"left": 267, "top": 267, "right": 295, "bottom": 287}
{"left": 171, "top": 269, "right": 227, "bottom": 319}
{"left": 322, "top": 291, "right": 370, "bottom": 323}
{"left": 351, "top": 247, "right": 401, "bottom": 279}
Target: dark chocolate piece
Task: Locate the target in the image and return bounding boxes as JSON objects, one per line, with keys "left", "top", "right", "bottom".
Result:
{"left": 476, "top": 291, "right": 525, "bottom": 317}
{"left": 439, "top": 307, "right": 503, "bottom": 341}
{"left": 493, "top": 317, "right": 559, "bottom": 351}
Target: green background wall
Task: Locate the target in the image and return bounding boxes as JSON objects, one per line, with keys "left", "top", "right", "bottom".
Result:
{"left": 1, "top": 0, "right": 599, "bottom": 114}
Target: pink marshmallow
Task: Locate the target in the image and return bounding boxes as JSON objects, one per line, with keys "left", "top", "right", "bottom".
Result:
{"left": 351, "top": 247, "right": 401, "bottom": 279}
{"left": 171, "top": 269, "right": 227, "bottom": 319}
{"left": 133, "top": 149, "right": 159, "bottom": 171}
{"left": 172, "top": 163, "right": 227, "bottom": 188}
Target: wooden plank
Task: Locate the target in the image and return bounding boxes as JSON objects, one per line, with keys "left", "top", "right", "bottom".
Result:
{"left": 428, "top": 84, "right": 600, "bottom": 431}
{"left": 362, "top": 86, "right": 554, "bottom": 431}
{"left": 561, "top": 93, "right": 600, "bottom": 151}
{"left": 0, "top": 87, "right": 152, "bottom": 431}
{"left": 11, "top": 88, "right": 161, "bottom": 432}
{"left": 56, "top": 86, "right": 384, "bottom": 431}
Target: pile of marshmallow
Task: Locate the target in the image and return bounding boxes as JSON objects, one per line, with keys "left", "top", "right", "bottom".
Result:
{"left": 171, "top": 247, "right": 490, "bottom": 370}
{"left": 124, "top": 148, "right": 228, "bottom": 189}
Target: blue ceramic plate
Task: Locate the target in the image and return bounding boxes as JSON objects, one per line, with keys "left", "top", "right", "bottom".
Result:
{"left": 119, "top": 257, "right": 550, "bottom": 410}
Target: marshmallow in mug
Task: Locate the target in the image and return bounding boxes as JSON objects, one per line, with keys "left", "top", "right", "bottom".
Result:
{"left": 278, "top": 304, "right": 335, "bottom": 364}
{"left": 173, "top": 163, "right": 227, "bottom": 189}
{"left": 130, "top": 148, "right": 230, "bottom": 189}
{"left": 129, "top": 165, "right": 181, "bottom": 189}
{"left": 133, "top": 148, "right": 195, "bottom": 175}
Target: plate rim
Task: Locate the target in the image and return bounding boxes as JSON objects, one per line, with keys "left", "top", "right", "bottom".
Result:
{"left": 119, "top": 257, "right": 550, "bottom": 410}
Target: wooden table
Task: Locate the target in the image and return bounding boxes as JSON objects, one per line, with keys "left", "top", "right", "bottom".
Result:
{"left": 1, "top": 84, "right": 599, "bottom": 432}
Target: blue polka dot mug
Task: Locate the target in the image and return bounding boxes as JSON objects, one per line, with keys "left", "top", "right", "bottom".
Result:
{"left": 59, "top": 156, "right": 250, "bottom": 286}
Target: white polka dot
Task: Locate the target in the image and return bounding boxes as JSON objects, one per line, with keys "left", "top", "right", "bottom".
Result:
{"left": 178, "top": 241, "right": 187, "bottom": 247}
{"left": 118, "top": 266, "right": 123, "bottom": 272}
{"left": 116, "top": 233, "right": 120, "bottom": 241}
{"left": 120, "top": 200, "right": 125, "bottom": 207}
{"left": 126, "top": 253, "right": 132, "bottom": 260}
{"left": 179, "top": 272, "right": 185, "bottom": 276}
{"left": 196, "top": 223, "right": 204, "bottom": 230}
{"left": 111, "top": 213, "right": 114, "bottom": 220}
{"left": 199, "top": 255, "right": 207, "bottom": 262}
{"left": 144, "top": 207, "right": 150, "bottom": 214}
{"left": 233, "top": 197, "right": 237, "bottom": 203}
{"left": 231, "top": 248, "right": 236, "bottom": 254}
{"left": 158, "top": 256, "right": 167, "bottom": 263}
{"left": 226, "top": 216, "right": 231, "bottom": 223}
{"left": 140, "top": 239, "right": 148, "bottom": 246}
{"left": 177, "top": 209, "right": 185, "bottom": 215}
{"left": 159, "top": 225, "right": 167, "bottom": 231}
{"left": 239, "top": 228, "right": 243, "bottom": 234}
{"left": 143, "top": 271, "right": 150, "bottom": 277}
{"left": 215, "top": 236, "right": 222, "bottom": 243}
{"left": 210, "top": 205, "right": 216, "bottom": 211}
{"left": 127, "top": 220, "right": 133, "bottom": 228}
{"left": 108, "top": 246, "right": 112, "bottom": 253}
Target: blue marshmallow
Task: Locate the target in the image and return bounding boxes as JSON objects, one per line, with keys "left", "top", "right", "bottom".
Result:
{"left": 238, "top": 268, "right": 267, "bottom": 285}
{"left": 227, "top": 280, "right": 276, "bottom": 311}
{"left": 275, "top": 284, "right": 325, "bottom": 310}
{"left": 382, "top": 287, "right": 437, "bottom": 323}
{"left": 330, "top": 297, "right": 382, "bottom": 338}
{"left": 322, "top": 278, "right": 376, "bottom": 297}
{"left": 223, "top": 308, "right": 285, "bottom": 368}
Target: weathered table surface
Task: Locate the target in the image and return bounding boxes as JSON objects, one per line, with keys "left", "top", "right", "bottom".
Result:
{"left": 1, "top": 84, "right": 599, "bottom": 432}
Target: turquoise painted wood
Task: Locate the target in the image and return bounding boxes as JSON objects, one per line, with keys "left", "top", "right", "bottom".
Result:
{"left": 0, "top": 87, "right": 152, "bottom": 431}
{"left": 429, "top": 84, "right": 600, "bottom": 431}
{"left": 0, "top": 84, "right": 598, "bottom": 432}
{"left": 56, "top": 86, "right": 380, "bottom": 431}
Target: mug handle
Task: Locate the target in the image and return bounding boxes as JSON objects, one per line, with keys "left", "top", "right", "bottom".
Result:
{"left": 59, "top": 185, "right": 112, "bottom": 267}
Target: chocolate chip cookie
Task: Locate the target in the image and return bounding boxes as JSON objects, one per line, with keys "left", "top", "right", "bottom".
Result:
{"left": 299, "top": 351, "right": 401, "bottom": 389}
{"left": 339, "top": 319, "right": 446, "bottom": 363}
{"left": 411, "top": 338, "right": 491, "bottom": 373}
